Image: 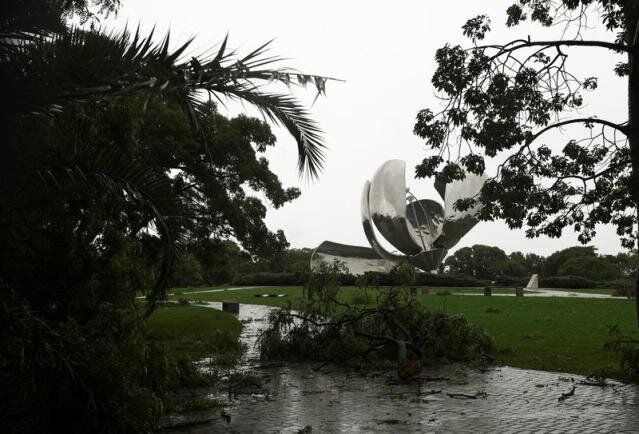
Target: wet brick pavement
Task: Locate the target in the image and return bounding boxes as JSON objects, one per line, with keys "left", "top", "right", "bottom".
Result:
{"left": 166, "top": 303, "right": 639, "bottom": 433}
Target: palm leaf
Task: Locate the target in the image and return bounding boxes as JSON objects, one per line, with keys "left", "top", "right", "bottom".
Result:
{"left": 2, "top": 27, "right": 335, "bottom": 178}
{"left": 33, "top": 149, "right": 183, "bottom": 311}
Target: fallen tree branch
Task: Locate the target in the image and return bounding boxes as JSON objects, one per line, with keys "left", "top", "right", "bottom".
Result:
{"left": 447, "top": 391, "right": 487, "bottom": 399}
{"left": 558, "top": 385, "right": 576, "bottom": 401}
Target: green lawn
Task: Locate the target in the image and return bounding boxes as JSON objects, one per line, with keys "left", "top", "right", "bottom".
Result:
{"left": 173, "top": 286, "right": 637, "bottom": 376}
{"left": 145, "top": 304, "right": 242, "bottom": 360}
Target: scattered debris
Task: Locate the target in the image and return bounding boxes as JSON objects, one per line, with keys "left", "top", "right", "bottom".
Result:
{"left": 377, "top": 419, "right": 408, "bottom": 425}
{"left": 302, "top": 389, "right": 325, "bottom": 395}
{"left": 220, "top": 410, "right": 231, "bottom": 423}
{"left": 420, "top": 389, "right": 442, "bottom": 396}
{"left": 578, "top": 376, "right": 609, "bottom": 387}
{"left": 447, "top": 391, "right": 487, "bottom": 399}
{"left": 558, "top": 385, "right": 576, "bottom": 401}
{"left": 418, "top": 376, "right": 449, "bottom": 382}
{"left": 558, "top": 376, "right": 574, "bottom": 383}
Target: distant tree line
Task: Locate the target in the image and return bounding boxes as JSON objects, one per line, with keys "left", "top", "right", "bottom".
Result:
{"left": 172, "top": 242, "right": 636, "bottom": 289}
{"left": 171, "top": 241, "right": 314, "bottom": 287}
{"left": 443, "top": 245, "right": 636, "bottom": 286}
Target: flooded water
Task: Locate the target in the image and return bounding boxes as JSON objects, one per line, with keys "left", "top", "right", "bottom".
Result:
{"left": 164, "top": 303, "right": 639, "bottom": 433}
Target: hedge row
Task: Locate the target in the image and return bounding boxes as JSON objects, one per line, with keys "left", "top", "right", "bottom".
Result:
{"left": 231, "top": 271, "right": 490, "bottom": 288}
{"left": 231, "top": 272, "right": 625, "bottom": 289}
{"left": 231, "top": 272, "right": 309, "bottom": 286}
{"left": 539, "top": 275, "right": 596, "bottom": 289}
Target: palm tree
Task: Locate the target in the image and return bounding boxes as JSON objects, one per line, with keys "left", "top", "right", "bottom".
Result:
{"left": 1, "top": 4, "right": 333, "bottom": 309}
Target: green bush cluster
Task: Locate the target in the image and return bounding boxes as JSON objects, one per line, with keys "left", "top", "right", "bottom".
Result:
{"left": 0, "top": 291, "right": 209, "bottom": 432}
{"left": 539, "top": 275, "right": 597, "bottom": 289}
{"left": 605, "top": 326, "right": 639, "bottom": 382}
{"left": 232, "top": 271, "right": 310, "bottom": 286}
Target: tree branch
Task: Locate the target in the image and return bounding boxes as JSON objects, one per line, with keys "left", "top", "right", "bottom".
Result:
{"left": 528, "top": 118, "right": 628, "bottom": 145}
{"left": 484, "top": 39, "right": 631, "bottom": 61}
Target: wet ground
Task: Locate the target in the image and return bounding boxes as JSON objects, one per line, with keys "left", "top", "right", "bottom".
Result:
{"left": 165, "top": 303, "right": 639, "bottom": 433}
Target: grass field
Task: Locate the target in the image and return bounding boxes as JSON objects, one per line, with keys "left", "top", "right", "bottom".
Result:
{"left": 145, "top": 304, "right": 242, "bottom": 360}
{"left": 172, "top": 286, "right": 638, "bottom": 376}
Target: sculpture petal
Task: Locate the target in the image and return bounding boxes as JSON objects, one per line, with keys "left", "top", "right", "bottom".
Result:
{"left": 368, "top": 160, "right": 423, "bottom": 255}
{"left": 434, "top": 172, "right": 486, "bottom": 250}
{"left": 406, "top": 199, "right": 444, "bottom": 249}
{"left": 361, "top": 180, "right": 404, "bottom": 261}
{"left": 408, "top": 248, "right": 448, "bottom": 272}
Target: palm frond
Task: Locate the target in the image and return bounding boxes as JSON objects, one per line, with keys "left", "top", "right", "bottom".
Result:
{"left": 33, "top": 149, "right": 182, "bottom": 310}
{"left": 1, "top": 27, "right": 336, "bottom": 178}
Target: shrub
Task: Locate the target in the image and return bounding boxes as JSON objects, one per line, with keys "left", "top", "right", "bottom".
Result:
{"left": 603, "top": 278, "right": 635, "bottom": 289}
{"left": 231, "top": 272, "right": 309, "bottom": 286}
{"left": 351, "top": 293, "right": 370, "bottom": 305}
{"left": 231, "top": 270, "right": 492, "bottom": 288}
{"left": 415, "top": 273, "right": 490, "bottom": 287}
{"left": 539, "top": 275, "right": 596, "bottom": 289}
{"left": 358, "top": 271, "right": 489, "bottom": 287}
{"left": 172, "top": 252, "right": 205, "bottom": 288}
{"left": 604, "top": 326, "right": 639, "bottom": 382}
{"left": 494, "top": 275, "right": 529, "bottom": 287}
{"left": 612, "top": 287, "right": 636, "bottom": 298}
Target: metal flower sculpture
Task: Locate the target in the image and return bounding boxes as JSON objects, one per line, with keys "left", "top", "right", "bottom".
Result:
{"left": 311, "top": 160, "right": 486, "bottom": 274}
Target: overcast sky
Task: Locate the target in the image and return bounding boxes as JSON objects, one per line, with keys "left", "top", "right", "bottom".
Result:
{"left": 106, "top": 1, "right": 629, "bottom": 257}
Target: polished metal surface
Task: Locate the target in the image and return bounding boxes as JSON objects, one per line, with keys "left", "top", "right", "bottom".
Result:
{"left": 434, "top": 172, "right": 486, "bottom": 250}
{"left": 368, "top": 160, "right": 423, "bottom": 255}
{"left": 406, "top": 198, "right": 444, "bottom": 249}
{"left": 407, "top": 248, "right": 448, "bottom": 273}
{"left": 361, "top": 180, "right": 404, "bottom": 262}
{"left": 311, "top": 160, "right": 486, "bottom": 274}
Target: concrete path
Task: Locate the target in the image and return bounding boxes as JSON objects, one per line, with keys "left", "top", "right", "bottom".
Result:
{"left": 455, "top": 288, "right": 628, "bottom": 299}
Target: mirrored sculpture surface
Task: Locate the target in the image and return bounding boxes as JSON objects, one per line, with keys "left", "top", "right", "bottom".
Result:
{"left": 368, "top": 160, "right": 423, "bottom": 255}
{"left": 312, "top": 160, "right": 486, "bottom": 275}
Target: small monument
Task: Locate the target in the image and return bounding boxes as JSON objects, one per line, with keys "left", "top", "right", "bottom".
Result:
{"left": 526, "top": 274, "right": 539, "bottom": 289}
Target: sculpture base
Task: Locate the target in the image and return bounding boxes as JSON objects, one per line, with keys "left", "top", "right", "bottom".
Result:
{"left": 310, "top": 241, "right": 397, "bottom": 275}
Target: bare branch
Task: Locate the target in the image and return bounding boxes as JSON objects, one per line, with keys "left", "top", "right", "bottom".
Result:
{"left": 483, "top": 39, "right": 631, "bottom": 60}
{"left": 528, "top": 118, "right": 628, "bottom": 145}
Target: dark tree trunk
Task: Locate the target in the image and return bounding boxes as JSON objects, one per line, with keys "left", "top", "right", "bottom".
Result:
{"left": 628, "top": 17, "right": 639, "bottom": 329}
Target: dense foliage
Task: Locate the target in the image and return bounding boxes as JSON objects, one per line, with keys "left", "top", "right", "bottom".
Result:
{"left": 413, "top": 0, "right": 639, "bottom": 322}
{"left": 259, "top": 262, "right": 494, "bottom": 375}
{"left": 444, "top": 244, "right": 635, "bottom": 284}
{"left": 0, "top": 1, "right": 331, "bottom": 431}
{"left": 218, "top": 245, "right": 636, "bottom": 289}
